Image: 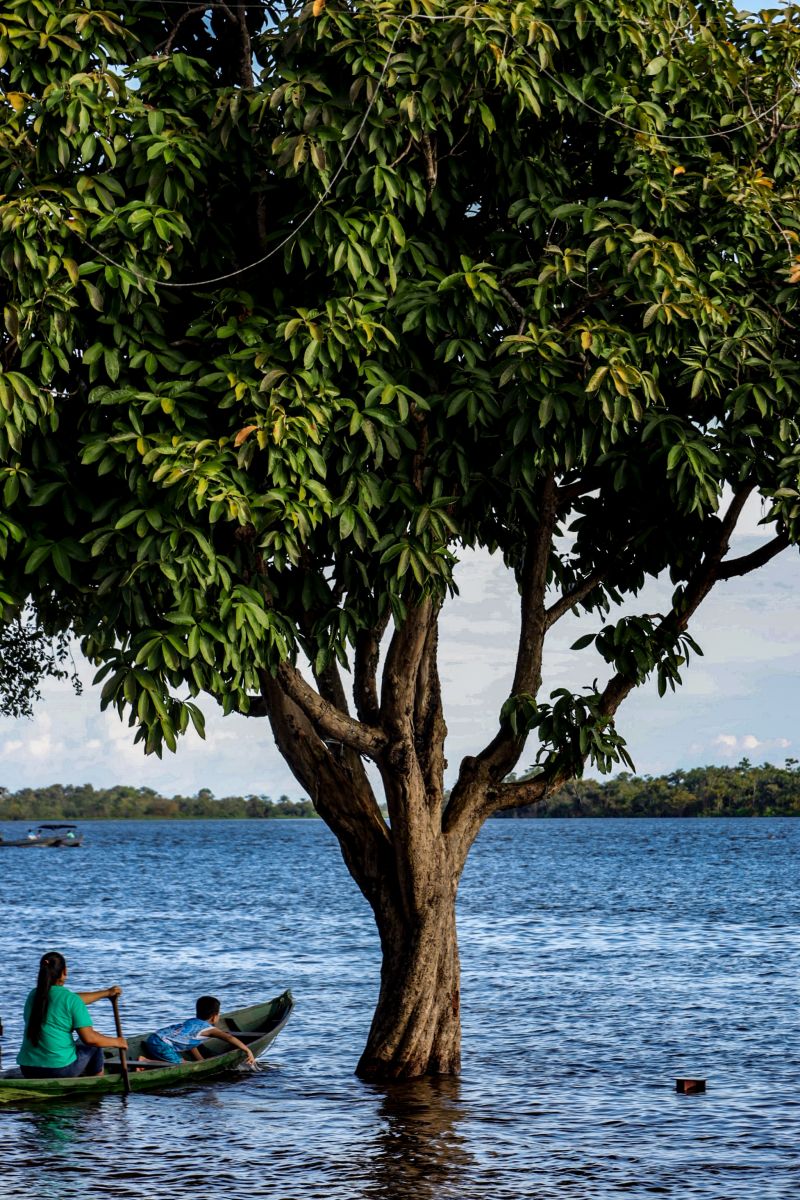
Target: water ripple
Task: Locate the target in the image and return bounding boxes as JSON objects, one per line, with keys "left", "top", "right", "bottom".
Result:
{"left": 0, "top": 817, "right": 797, "bottom": 1199}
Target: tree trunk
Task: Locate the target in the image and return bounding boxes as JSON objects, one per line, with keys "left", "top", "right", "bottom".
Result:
{"left": 356, "top": 885, "right": 461, "bottom": 1081}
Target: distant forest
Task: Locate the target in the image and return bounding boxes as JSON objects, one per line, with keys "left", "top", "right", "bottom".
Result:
{"left": 495, "top": 760, "right": 800, "bottom": 818}
{"left": 1, "top": 761, "right": 799, "bottom": 822}
{"left": 0, "top": 783, "right": 316, "bottom": 821}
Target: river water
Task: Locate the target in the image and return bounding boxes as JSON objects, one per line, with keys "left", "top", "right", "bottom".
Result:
{"left": 0, "top": 818, "right": 797, "bottom": 1199}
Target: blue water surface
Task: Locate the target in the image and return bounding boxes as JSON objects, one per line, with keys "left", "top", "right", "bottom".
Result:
{"left": 0, "top": 817, "right": 797, "bottom": 1199}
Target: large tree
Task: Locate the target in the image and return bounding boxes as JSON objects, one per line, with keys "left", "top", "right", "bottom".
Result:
{"left": 2, "top": 0, "right": 800, "bottom": 1078}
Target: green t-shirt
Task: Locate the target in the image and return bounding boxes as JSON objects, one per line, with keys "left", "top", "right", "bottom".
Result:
{"left": 17, "top": 986, "right": 93, "bottom": 1068}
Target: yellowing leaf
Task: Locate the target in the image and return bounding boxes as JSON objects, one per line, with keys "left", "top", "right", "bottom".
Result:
{"left": 234, "top": 425, "right": 258, "bottom": 447}
{"left": 580, "top": 330, "right": 593, "bottom": 350}
{"left": 6, "top": 93, "right": 26, "bottom": 114}
{"left": 312, "top": 0, "right": 326, "bottom": 15}
{"left": 672, "top": 166, "right": 685, "bottom": 176}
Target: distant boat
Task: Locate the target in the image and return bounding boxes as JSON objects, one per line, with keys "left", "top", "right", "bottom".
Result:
{"left": 0, "top": 824, "right": 83, "bottom": 848}
{"left": 0, "top": 991, "right": 293, "bottom": 1103}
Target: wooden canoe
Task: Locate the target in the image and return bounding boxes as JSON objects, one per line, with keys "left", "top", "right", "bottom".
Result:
{"left": 0, "top": 990, "right": 293, "bottom": 1104}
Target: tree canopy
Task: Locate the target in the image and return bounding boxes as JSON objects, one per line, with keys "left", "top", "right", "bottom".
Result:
{"left": 2, "top": 0, "right": 800, "bottom": 1077}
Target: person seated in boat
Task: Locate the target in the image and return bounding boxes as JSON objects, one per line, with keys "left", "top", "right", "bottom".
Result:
{"left": 17, "top": 951, "right": 128, "bottom": 1079}
{"left": 140, "top": 996, "right": 256, "bottom": 1067}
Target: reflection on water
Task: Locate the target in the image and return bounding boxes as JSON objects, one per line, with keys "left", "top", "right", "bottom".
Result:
{"left": 0, "top": 818, "right": 798, "bottom": 1199}
{"left": 31, "top": 1106, "right": 85, "bottom": 1149}
{"left": 364, "top": 1077, "right": 471, "bottom": 1200}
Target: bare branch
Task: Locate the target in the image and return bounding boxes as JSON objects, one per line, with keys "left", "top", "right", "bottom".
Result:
{"left": 444, "top": 474, "right": 558, "bottom": 840}
{"left": 258, "top": 671, "right": 391, "bottom": 908}
{"left": 545, "top": 567, "right": 605, "bottom": 628}
{"left": 421, "top": 133, "right": 437, "bottom": 192}
{"left": 312, "top": 653, "right": 351, "bottom": 714}
{"left": 161, "top": 3, "right": 237, "bottom": 54}
{"left": 489, "top": 773, "right": 554, "bottom": 815}
{"left": 413, "top": 618, "right": 447, "bottom": 812}
{"left": 354, "top": 609, "right": 390, "bottom": 725}
{"left": 499, "top": 285, "right": 527, "bottom": 334}
{"left": 376, "top": 600, "right": 448, "bottom": 915}
{"left": 234, "top": 1, "right": 255, "bottom": 90}
{"left": 469, "top": 481, "right": 763, "bottom": 832}
{"left": 471, "top": 471, "right": 558, "bottom": 771}
{"left": 595, "top": 481, "right": 757, "bottom": 723}
{"left": 276, "top": 661, "right": 387, "bottom": 759}
{"left": 380, "top": 599, "right": 434, "bottom": 732}
{"left": 716, "top": 531, "right": 790, "bottom": 580}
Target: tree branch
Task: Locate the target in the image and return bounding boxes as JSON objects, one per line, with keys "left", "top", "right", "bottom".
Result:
{"left": 375, "top": 599, "right": 447, "bottom": 916}
{"left": 545, "top": 567, "right": 605, "bottom": 628}
{"left": 380, "top": 598, "right": 434, "bottom": 732}
{"left": 413, "top": 617, "right": 447, "bottom": 812}
{"left": 234, "top": 1, "right": 255, "bottom": 89}
{"left": 488, "top": 772, "right": 556, "bottom": 816}
{"left": 595, "top": 481, "right": 756, "bottom": 724}
{"left": 444, "top": 473, "right": 557, "bottom": 842}
{"left": 471, "top": 471, "right": 557, "bottom": 773}
{"left": 161, "top": 4, "right": 233, "bottom": 54}
{"left": 258, "top": 670, "right": 392, "bottom": 909}
{"left": 354, "top": 608, "right": 390, "bottom": 725}
{"left": 716, "top": 531, "right": 790, "bottom": 580}
{"left": 275, "top": 660, "right": 387, "bottom": 759}
{"left": 467, "top": 481, "right": 762, "bottom": 834}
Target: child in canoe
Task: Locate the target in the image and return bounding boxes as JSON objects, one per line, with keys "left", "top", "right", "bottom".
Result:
{"left": 140, "top": 995, "right": 256, "bottom": 1067}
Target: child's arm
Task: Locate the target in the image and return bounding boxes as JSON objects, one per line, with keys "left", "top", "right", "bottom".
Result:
{"left": 200, "top": 1028, "right": 256, "bottom": 1066}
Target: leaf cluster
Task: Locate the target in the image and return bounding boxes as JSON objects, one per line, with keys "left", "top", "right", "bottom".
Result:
{"left": 1, "top": 0, "right": 799, "bottom": 759}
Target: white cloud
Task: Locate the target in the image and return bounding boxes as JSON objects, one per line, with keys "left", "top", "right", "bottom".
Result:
{"left": 713, "top": 733, "right": 791, "bottom": 757}
{"left": 715, "top": 734, "right": 738, "bottom": 749}
{"left": 28, "top": 734, "right": 62, "bottom": 760}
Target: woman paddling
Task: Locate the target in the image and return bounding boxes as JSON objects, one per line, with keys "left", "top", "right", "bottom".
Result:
{"left": 16, "top": 952, "right": 127, "bottom": 1078}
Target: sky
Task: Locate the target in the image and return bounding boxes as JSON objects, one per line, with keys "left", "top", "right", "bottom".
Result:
{"left": 0, "top": 495, "right": 797, "bottom": 800}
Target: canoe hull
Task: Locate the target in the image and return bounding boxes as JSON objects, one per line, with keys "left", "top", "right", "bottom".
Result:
{"left": 0, "top": 990, "right": 293, "bottom": 1104}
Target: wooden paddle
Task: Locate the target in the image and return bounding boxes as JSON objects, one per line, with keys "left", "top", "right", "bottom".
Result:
{"left": 110, "top": 994, "right": 131, "bottom": 1095}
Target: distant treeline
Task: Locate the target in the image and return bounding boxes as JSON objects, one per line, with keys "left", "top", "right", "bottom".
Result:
{"left": 495, "top": 760, "right": 800, "bottom": 818}
{"left": 0, "top": 783, "right": 317, "bottom": 821}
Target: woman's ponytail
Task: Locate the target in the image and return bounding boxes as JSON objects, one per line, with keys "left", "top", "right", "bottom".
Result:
{"left": 26, "top": 952, "right": 66, "bottom": 1046}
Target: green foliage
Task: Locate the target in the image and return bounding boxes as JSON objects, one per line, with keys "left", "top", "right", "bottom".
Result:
{"left": 1, "top": 0, "right": 799, "bottom": 769}
{"left": 0, "top": 615, "right": 81, "bottom": 717}
{"left": 0, "top": 782, "right": 316, "bottom": 820}
{"left": 497, "top": 759, "right": 800, "bottom": 817}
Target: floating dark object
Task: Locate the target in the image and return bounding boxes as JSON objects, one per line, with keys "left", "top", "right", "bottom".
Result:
{"left": 676, "top": 1078, "right": 706, "bottom": 1094}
